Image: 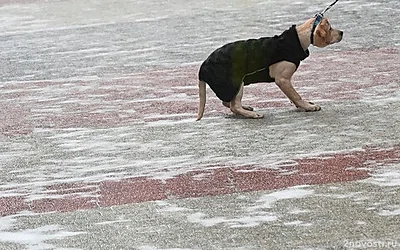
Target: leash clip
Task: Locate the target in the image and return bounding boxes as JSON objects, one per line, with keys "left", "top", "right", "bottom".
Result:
{"left": 314, "top": 13, "right": 324, "bottom": 25}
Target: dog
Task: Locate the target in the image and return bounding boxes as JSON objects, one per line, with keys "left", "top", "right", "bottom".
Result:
{"left": 196, "top": 17, "right": 343, "bottom": 120}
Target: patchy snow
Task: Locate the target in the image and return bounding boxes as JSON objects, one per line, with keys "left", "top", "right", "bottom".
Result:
{"left": 283, "top": 220, "right": 313, "bottom": 227}
{"left": 364, "top": 164, "right": 400, "bottom": 187}
{"left": 95, "top": 219, "right": 131, "bottom": 225}
{"left": 186, "top": 212, "right": 278, "bottom": 228}
{"left": 156, "top": 201, "right": 191, "bottom": 213}
{"left": 137, "top": 246, "right": 194, "bottom": 250}
{"left": 0, "top": 0, "right": 399, "bottom": 248}
{"left": 0, "top": 215, "right": 85, "bottom": 250}
{"left": 247, "top": 186, "right": 314, "bottom": 211}
{"left": 378, "top": 207, "right": 400, "bottom": 216}
{"left": 0, "top": 216, "right": 15, "bottom": 231}
{"left": 184, "top": 186, "right": 314, "bottom": 228}
{"left": 288, "top": 208, "right": 312, "bottom": 215}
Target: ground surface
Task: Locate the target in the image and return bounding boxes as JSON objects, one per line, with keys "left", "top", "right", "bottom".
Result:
{"left": 0, "top": 0, "right": 399, "bottom": 249}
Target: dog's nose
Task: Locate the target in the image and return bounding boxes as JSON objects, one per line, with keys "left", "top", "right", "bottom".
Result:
{"left": 340, "top": 30, "right": 344, "bottom": 36}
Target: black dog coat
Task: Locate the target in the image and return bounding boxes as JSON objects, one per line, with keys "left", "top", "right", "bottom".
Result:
{"left": 198, "top": 25, "right": 309, "bottom": 102}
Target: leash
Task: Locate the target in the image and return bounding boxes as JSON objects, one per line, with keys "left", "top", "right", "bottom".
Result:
{"left": 321, "top": 0, "right": 339, "bottom": 15}
{"left": 310, "top": 0, "right": 340, "bottom": 45}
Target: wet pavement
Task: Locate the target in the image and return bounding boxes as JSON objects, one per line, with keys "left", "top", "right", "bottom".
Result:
{"left": 0, "top": 0, "right": 399, "bottom": 249}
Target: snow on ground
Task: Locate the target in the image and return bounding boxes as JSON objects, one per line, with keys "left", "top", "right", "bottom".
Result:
{"left": 0, "top": 0, "right": 399, "bottom": 249}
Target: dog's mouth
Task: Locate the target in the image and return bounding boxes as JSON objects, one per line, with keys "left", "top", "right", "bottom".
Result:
{"left": 338, "top": 30, "right": 344, "bottom": 41}
{"left": 331, "top": 30, "right": 343, "bottom": 44}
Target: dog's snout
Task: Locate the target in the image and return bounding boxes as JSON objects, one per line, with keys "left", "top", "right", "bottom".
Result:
{"left": 336, "top": 30, "right": 344, "bottom": 42}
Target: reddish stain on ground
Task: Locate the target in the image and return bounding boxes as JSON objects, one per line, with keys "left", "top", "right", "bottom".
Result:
{"left": 1, "top": 146, "right": 399, "bottom": 216}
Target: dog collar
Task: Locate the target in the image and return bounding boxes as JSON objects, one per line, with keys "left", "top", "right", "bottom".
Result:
{"left": 310, "top": 0, "right": 340, "bottom": 45}
{"left": 310, "top": 13, "right": 323, "bottom": 45}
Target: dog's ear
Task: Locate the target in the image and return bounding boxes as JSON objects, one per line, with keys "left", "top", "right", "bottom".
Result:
{"left": 314, "top": 26, "right": 329, "bottom": 47}
{"left": 316, "top": 29, "right": 327, "bottom": 41}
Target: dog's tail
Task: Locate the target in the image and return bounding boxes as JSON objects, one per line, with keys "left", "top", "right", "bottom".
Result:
{"left": 196, "top": 80, "right": 206, "bottom": 121}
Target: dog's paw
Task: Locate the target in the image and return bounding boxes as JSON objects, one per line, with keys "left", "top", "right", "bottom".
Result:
{"left": 305, "top": 102, "right": 321, "bottom": 112}
{"left": 242, "top": 105, "right": 254, "bottom": 111}
{"left": 295, "top": 101, "right": 321, "bottom": 112}
{"left": 244, "top": 111, "right": 264, "bottom": 119}
{"left": 305, "top": 107, "right": 321, "bottom": 112}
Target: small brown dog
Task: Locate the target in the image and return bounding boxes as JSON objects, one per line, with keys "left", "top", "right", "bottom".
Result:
{"left": 197, "top": 17, "right": 343, "bottom": 120}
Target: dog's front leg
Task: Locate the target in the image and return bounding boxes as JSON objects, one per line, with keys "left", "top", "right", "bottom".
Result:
{"left": 276, "top": 78, "right": 321, "bottom": 112}
{"left": 270, "top": 62, "right": 321, "bottom": 112}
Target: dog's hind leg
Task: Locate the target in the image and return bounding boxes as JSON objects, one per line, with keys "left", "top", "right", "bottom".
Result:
{"left": 222, "top": 102, "right": 254, "bottom": 111}
{"left": 230, "top": 83, "right": 263, "bottom": 119}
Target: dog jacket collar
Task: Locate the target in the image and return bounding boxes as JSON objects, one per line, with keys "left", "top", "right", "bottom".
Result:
{"left": 310, "top": 13, "right": 323, "bottom": 45}
{"left": 276, "top": 25, "right": 310, "bottom": 67}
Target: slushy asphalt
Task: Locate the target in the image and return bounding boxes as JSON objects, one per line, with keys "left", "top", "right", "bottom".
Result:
{"left": 0, "top": 0, "right": 400, "bottom": 249}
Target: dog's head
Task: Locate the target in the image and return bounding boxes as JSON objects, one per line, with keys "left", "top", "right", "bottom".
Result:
{"left": 313, "top": 18, "right": 343, "bottom": 47}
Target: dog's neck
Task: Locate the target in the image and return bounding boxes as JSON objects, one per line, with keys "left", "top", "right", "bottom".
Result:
{"left": 296, "top": 18, "right": 315, "bottom": 51}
